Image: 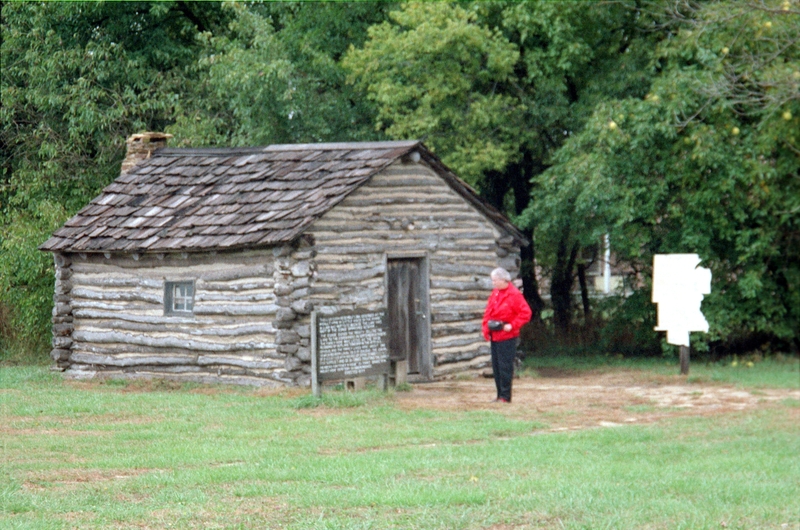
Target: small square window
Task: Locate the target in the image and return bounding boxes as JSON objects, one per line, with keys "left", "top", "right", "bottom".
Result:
{"left": 164, "top": 281, "right": 194, "bottom": 315}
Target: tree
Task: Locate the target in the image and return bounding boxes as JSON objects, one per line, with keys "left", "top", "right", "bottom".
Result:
{"left": 1, "top": 1, "right": 225, "bottom": 357}
{"left": 167, "top": 2, "right": 392, "bottom": 146}
{"left": 344, "top": 1, "right": 659, "bottom": 332}
{"left": 529, "top": 0, "right": 800, "bottom": 354}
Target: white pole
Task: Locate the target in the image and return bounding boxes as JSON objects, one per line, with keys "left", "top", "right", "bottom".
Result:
{"left": 603, "top": 233, "right": 611, "bottom": 294}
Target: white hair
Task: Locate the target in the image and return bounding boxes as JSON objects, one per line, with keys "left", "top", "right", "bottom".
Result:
{"left": 490, "top": 267, "right": 512, "bottom": 282}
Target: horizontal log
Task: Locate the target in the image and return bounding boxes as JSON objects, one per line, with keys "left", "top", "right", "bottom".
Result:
{"left": 346, "top": 187, "right": 459, "bottom": 200}
{"left": 314, "top": 228, "right": 495, "bottom": 244}
{"left": 313, "top": 244, "right": 431, "bottom": 255}
{"left": 198, "top": 280, "right": 275, "bottom": 293}
{"left": 316, "top": 265, "right": 383, "bottom": 283}
{"left": 72, "top": 330, "right": 274, "bottom": 352}
{"left": 197, "top": 355, "right": 284, "bottom": 370}
{"left": 431, "top": 322, "right": 483, "bottom": 338}
{"left": 70, "top": 352, "right": 195, "bottom": 367}
{"left": 432, "top": 335, "right": 484, "bottom": 350}
{"left": 290, "top": 300, "right": 313, "bottom": 314}
{"left": 72, "top": 276, "right": 163, "bottom": 289}
{"left": 70, "top": 263, "right": 273, "bottom": 285}
{"left": 54, "top": 294, "right": 71, "bottom": 304}
{"left": 430, "top": 262, "right": 495, "bottom": 277}
{"left": 76, "top": 319, "right": 275, "bottom": 337}
{"left": 433, "top": 354, "right": 491, "bottom": 376}
{"left": 288, "top": 288, "right": 309, "bottom": 301}
{"left": 66, "top": 369, "right": 288, "bottom": 388}
{"left": 435, "top": 347, "right": 488, "bottom": 365}
{"left": 366, "top": 176, "right": 443, "bottom": 188}
{"left": 198, "top": 264, "right": 274, "bottom": 282}
{"left": 71, "top": 300, "right": 152, "bottom": 312}
{"left": 54, "top": 302, "right": 72, "bottom": 316}
{"left": 319, "top": 205, "right": 476, "bottom": 220}
{"left": 55, "top": 280, "right": 73, "bottom": 293}
{"left": 339, "top": 196, "right": 462, "bottom": 208}
{"left": 337, "top": 288, "right": 383, "bottom": 306}
{"left": 308, "top": 284, "right": 339, "bottom": 296}
{"left": 74, "top": 309, "right": 195, "bottom": 325}
{"left": 431, "top": 311, "right": 484, "bottom": 323}
{"left": 71, "top": 342, "right": 283, "bottom": 359}
{"left": 122, "top": 366, "right": 204, "bottom": 374}
{"left": 313, "top": 255, "right": 374, "bottom": 266}
{"left": 430, "top": 292, "right": 485, "bottom": 303}
{"left": 71, "top": 287, "right": 162, "bottom": 305}
{"left": 52, "top": 336, "right": 72, "bottom": 349}
{"left": 50, "top": 349, "right": 71, "bottom": 362}
{"left": 195, "top": 291, "right": 276, "bottom": 303}
{"left": 378, "top": 164, "right": 436, "bottom": 175}
{"left": 52, "top": 323, "right": 74, "bottom": 336}
{"left": 74, "top": 248, "right": 274, "bottom": 268}
{"left": 431, "top": 280, "right": 491, "bottom": 291}
{"left": 54, "top": 253, "right": 72, "bottom": 268}
{"left": 193, "top": 303, "right": 279, "bottom": 316}
{"left": 310, "top": 218, "right": 489, "bottom": 234}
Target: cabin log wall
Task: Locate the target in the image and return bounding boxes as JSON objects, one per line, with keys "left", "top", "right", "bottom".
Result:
{"left": 61, "top": 248, "right": 313, "bottom": 386}
{"left": 306, "top": 160, "right": 521, "bottom": 377}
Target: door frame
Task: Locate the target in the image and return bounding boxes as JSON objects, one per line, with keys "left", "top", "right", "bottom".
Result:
{"left": 384, "top": 251, "right": 432, "bottom": 380}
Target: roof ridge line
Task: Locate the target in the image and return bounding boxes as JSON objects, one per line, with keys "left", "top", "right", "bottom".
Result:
{"left": 262, "top": 140, "right": 420, "bottom": 151}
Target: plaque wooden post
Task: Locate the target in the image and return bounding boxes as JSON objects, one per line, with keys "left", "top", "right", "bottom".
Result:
{"left": 679, "top": 345, "right": 690, "bottom": 376}
{"left": 311, "top": 311, "right": 320, "bottom": 397}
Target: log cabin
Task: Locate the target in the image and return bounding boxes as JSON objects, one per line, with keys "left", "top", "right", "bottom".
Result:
{"left": 40, "top": 133, "right": 528, "bottom": 387}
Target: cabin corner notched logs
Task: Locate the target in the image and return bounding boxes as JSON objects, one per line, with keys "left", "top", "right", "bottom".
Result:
{"left": 41, "top": 141, "right": 526, "bottom": 386}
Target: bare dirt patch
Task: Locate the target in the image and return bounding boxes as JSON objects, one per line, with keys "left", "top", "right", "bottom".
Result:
{"left": 23, "top": 468, "right": 154, "bottom": 492}
{"left": 394, "top": 370, "right": 800, "bottom": 431}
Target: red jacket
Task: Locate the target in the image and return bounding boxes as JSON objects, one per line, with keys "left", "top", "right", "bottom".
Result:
{"left": 482, "top": 283, "right": 532, "bottom": 341}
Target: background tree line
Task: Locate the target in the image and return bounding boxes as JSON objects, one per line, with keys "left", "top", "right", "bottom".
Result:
{"left": 2, "top": 1, "right": 798, "bottom": 361}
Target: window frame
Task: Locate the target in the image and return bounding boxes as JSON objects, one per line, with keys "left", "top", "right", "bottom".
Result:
{"left": 164, "top": 280, "right": 195, "bottom": 316}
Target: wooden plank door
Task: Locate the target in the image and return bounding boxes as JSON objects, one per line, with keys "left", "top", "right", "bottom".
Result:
{"left": 387, "top": 258, "right": 430, "bottom": 377}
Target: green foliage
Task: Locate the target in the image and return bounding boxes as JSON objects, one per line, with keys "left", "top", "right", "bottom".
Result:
{"left": 344, "top": 2, "right": 522, "bottom": 184}
{"left": 168, "top": 2, "right": 390, "bottom": 147}
{"left": 528, "top": 0, "right": 800, "bottom": 350}
{"left": 0, "top": 201, "right": 66, "bottom": 359}
{"left": 344, "top": 1, "right": 660, "bottom": 334}
{"left": 1, "top": 2, "right": 220, "bottom": 359}
{"left": 2, "top": 1, "right": 797, "bottom": 362}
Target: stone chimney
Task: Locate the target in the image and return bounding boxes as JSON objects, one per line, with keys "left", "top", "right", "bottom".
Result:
{"left": 121, "top": 132, "right": 173, "bottom": 174}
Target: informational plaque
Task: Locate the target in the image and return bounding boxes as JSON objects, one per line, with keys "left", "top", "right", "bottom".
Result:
{"left": 652, "top": 254, "right": 711, "bottom": 347}
{"left": 311, "top": 309, "right": 390, "bottom": 395}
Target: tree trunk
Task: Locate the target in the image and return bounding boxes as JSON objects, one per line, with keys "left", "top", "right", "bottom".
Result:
{"left": 577, "top": 262, "right": 591, "bottom": 322}
{"left": 551, "top": 227, "right": 578, "bottom": 338}
{"left": 520, "top": 237, "right": 544, "bottom": 324}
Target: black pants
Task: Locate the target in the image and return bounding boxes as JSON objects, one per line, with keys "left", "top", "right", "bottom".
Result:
{"left": 491, "top": 338, "right": 516, "bottom": 401}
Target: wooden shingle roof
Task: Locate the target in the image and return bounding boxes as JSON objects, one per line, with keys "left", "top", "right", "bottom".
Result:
{"left": 40, "top": 141, "right": 527, "bottom": 254}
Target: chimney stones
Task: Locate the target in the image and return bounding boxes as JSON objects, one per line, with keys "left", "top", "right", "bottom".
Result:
{"left": 121, "top": 132, "right": 173, "bottom": 174}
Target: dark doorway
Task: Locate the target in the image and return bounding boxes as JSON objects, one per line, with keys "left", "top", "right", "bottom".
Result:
{"left": 387, "top": 257, "right": 431, "bottom": 378}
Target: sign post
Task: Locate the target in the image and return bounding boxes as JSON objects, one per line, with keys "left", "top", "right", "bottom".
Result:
{"left": 652, "top": 254, "right": 712, "bottom": 375}
{"left": 311, "top": 309, "right": 390, "bottom": 397}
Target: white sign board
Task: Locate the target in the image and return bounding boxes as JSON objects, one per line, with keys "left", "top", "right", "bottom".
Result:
{"left": 652, "top": 254, "right": 711, "bottom": 347}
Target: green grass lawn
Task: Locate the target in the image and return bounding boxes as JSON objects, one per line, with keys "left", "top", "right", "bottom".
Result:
{"left": 1, "top": 361, "right": 799, "bottom": 529}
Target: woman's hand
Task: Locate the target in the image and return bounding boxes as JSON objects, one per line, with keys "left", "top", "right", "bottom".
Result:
{"left": 503, "top": 323, "right": 512, "bottom": 332}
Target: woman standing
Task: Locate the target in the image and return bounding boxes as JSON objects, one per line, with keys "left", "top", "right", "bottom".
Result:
{"left": 482, "top": 267, "right": 532, "bottom": 403}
